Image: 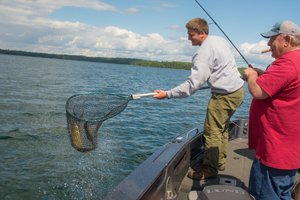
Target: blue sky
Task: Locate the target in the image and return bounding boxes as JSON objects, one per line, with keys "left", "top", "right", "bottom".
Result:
{"left": 1, "top": 0, "right": 300, "bottom": 69}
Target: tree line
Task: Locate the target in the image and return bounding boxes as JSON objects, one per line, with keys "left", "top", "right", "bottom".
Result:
{"left": 0, "top": 49, "right": 245, "bottom": 74}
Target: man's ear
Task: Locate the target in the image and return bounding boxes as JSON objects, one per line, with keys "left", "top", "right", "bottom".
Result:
{"left": 284, "top": 35, "right": 292, "bottom": 47}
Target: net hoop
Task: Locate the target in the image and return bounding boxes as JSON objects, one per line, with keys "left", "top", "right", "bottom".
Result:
{"left": 66, "top": 92, "right": 131, "bottom": 123}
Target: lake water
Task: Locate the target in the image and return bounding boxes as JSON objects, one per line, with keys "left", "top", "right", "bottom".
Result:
{"left": 0, "top": 54, "right": 252, "bottom": 199}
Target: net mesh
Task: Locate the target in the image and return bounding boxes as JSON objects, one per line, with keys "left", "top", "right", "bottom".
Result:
{"left": 66, "top": 92, "right": 131, "bottom": 152}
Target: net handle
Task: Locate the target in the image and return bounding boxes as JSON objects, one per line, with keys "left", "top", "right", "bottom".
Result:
{"left": 131, "top": 92, "right": 158, "bottom": 100}
{"left": 131, "top": 86, "right": 210, "bottom": 100}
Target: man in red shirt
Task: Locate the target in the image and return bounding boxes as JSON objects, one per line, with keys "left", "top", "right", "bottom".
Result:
{"left": 243, "top": 20, "right": 300, "bottom": 200}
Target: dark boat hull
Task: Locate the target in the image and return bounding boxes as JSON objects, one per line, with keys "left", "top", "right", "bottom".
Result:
{"left": 103, "top": 117, "right": 251, "bottom": 200}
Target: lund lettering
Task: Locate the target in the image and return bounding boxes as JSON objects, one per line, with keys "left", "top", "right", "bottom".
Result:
{"left": 206, "top": 189, "right": 246, "bottom": 194}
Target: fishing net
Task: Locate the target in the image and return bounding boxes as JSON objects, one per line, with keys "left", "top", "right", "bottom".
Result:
{"left": 66, "top": 92, "right": 131, "bottom": 152}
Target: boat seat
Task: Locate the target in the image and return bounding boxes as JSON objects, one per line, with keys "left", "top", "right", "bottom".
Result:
{"left": 188, "top": 185, "right": 255, "bottom": 200}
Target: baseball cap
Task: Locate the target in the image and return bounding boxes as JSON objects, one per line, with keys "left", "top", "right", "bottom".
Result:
{"left": 261, "top": 20, "right": 300, "bottom": 38}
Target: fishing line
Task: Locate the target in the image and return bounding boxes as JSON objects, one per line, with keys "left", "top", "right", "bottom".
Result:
{"left": 195, "top": 0, "right": 252, "bottom": 68}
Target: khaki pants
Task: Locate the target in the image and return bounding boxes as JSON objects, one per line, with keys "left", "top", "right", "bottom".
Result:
{"left": 202, "top": 86, "right": 244, "bottom": 174}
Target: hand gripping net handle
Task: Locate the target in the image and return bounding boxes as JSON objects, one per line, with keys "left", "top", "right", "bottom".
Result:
{"left": 66, "top": 92, "right": 131, "bottom": 152}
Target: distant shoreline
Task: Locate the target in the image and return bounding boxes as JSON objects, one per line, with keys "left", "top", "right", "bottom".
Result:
{"left": 0, "top": 49, "right": 246, "bottom": 74}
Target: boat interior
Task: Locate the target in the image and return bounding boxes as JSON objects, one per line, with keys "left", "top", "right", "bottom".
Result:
{"left": 103, "top": 117, "right": 300, "bottom": 200}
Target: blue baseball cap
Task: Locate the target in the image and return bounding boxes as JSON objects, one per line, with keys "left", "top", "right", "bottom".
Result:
{"left": 261, "top": 20, "right": 300, "bottom": 38}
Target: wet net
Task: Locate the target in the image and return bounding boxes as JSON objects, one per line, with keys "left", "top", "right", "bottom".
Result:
{"left": 66, "top": 92, "right": 131, "bottom": 152}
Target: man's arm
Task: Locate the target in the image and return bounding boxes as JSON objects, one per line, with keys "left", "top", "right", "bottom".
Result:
{"left": 243, "top": 68, "right": 269, "bottom": 100}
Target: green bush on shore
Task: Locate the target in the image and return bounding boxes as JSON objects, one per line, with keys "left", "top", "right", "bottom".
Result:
{"left": 0, "top": 49, "right": 245, "bottom": 74}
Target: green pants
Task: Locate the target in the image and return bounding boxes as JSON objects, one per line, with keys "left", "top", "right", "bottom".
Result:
{"left": 202, "top": 86, "right": 244, "bottom": 174}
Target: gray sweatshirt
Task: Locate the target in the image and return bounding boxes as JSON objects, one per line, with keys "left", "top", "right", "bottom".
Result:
{"left": 166, "top": 35, "right": 244, "bottom": 98}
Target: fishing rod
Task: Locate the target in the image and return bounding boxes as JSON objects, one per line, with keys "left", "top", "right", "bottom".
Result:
{"left": 195, "top": 0, "right": 252, "bottom": 68}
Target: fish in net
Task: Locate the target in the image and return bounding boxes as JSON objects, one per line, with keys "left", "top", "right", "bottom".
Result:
{"left": 66, "top": 92, "right": 156, "bottom": 152}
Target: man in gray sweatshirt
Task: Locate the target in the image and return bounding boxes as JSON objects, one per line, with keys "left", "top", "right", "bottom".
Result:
{"left": 153, "top": 18, "right": 244, "bottom": 179}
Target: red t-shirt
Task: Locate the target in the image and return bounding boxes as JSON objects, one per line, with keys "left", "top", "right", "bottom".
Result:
{"left": 248, "top": 50, "right": 300, "bottom": 170}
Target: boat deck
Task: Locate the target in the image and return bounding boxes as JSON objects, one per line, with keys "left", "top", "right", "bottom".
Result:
{"left": 177, "top": 138, "right": 300, "bottom": 200}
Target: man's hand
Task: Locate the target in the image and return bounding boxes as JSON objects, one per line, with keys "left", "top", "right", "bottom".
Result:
{"left": 153, "top": 90, "right": 167, "bottom": 99}
{"left": 254, "top": 68, "right": 264, "bottom": 76}
{"left": 243, "top": 68, "right": 258, "bottom": 82}
{"left": 243, "top": 68, "right": 269, "bottom": 100}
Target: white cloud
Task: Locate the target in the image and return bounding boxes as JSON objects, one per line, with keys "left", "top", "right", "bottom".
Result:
{"left": 147, "top": 1, "right": 178, "bottom": 7}
{"left": 168, "top": 34, "right": 181, "bottom": 40}
{"left": 167, "top": 25, "right": 183, "bottom": 31}
{"left": 2, "top": 0, "right": 120, "bottom": 14}
{"left": 146, "top": 1, "right": 178, "bottom": 12}
{"left": 152, "top": 7, "right": 167, "bottom": 12}
{"left": 234, "top": 40, "right": 275, "bottom": 69}
{"left": 0, "top": 0, "right": 275, "bottom": 66}
{"left": 124, "top": 8, "right": 140, "bottom": 16}
{"left": 0, "top": 0, "right": 194, "bottom": 61}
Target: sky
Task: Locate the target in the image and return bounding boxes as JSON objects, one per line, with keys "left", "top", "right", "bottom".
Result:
{"left": 1, "top": 0, "right": 300, "bottom": 69}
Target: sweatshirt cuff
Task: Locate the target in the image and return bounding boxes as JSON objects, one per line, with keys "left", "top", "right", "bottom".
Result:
{"left": 166, "top": 91, "right": 172, "bottom": 99}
